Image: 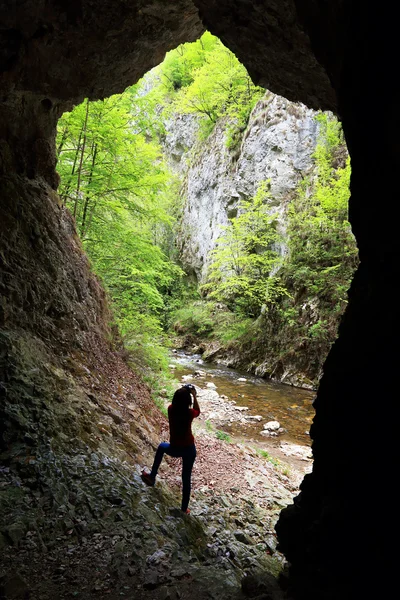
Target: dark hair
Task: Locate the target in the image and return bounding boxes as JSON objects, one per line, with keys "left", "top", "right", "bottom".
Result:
{"left": 170, "top": 388, "right": 192, "bottom": 436}
{"left": 171, "top": 387, "right": 192, "bottom": 411}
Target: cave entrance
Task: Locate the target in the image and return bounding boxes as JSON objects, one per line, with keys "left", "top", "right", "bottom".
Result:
{"left": 54, "top": 31, "right": 356, "bottom": 456}
{"left": 2, "top": 2, "right": 397, "bottom": 598}
{"left": 49, "top": 30, "right": 360, "bottom": 585}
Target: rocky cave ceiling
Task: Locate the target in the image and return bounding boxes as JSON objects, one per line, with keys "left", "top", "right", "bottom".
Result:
{"left": 0, "top": 1, "right": 341, "bottom": 116}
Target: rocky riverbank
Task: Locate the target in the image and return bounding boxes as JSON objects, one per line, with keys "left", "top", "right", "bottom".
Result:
{"left": 176, "top": 374, "right": 313, "bottom": 486}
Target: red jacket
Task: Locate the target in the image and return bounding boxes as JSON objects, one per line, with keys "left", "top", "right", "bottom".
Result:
{"left": 168, "top": 405, "right": 200, "bottom": 446}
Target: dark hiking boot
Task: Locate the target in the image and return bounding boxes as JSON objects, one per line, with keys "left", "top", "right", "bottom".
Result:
{"left": 141, "top": 470, "right": 155, "bottom": 486}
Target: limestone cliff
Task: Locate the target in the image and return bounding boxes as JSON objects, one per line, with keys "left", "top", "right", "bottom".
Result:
{"left": 165, "top": 92, "right": 319, "bottom": 282}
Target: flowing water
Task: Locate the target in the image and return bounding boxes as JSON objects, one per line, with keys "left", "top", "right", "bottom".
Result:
{"left": 170, "top": 350, "right": 316, "bottom": 447}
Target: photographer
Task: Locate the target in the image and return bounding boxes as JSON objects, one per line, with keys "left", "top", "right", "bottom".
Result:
{"left": 141, "top": 384, "right": 200, "bottom": 514}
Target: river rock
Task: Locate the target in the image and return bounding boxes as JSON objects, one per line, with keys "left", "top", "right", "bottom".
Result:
{"left": 199, "top": 389, "right": 220, "bottom": 403}
{"left": 206, "top": 382, "right": 217, "bottom": 389}
{"left": 263, "top": 421, "right": 280, "bottom": 431}
{"left": 261, "top": 431, "right": 279, "bottom": 438}
{"left": 279, "top": 441, "right": 313, "bottom": 461}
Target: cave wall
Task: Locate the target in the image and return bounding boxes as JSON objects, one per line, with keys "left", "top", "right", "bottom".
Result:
{"left": 1, "top": 1, "right": 398, "bottom": 598}
{"left": 0, "top": 0, "right": 204, "bottom": 512}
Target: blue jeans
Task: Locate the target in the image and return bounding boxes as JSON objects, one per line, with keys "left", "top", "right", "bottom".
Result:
{"left": 150, "top": 442, "right": 196, "bottom": 512}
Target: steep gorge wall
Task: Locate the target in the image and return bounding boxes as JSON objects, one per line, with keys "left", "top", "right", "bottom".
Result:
{"left": 165, "top": 92, "right": 320, "bottom": 281}
{"left": 164, "top": 92, "right": 341, "bottom": 387}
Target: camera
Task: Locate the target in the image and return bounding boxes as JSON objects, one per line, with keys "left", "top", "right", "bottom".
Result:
{"left": 183, "top": 383, "right": 195, "bottom": 391}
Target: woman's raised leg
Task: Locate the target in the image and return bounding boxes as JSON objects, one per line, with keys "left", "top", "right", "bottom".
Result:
{"left": 150, "top": 442, "right": 171, "bottom": 480}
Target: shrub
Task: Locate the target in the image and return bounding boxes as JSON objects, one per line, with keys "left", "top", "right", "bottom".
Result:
{"left": 215, "top": 430, "right": 231, "bottom": 442}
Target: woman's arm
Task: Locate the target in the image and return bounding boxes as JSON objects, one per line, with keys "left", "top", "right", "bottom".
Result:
{"left": 191, "top": 387, "right": 200, "bottom": 414}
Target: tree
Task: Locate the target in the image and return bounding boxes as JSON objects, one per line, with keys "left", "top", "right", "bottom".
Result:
{"left": 202, "top": 182, "right": 286, "bottom": 317}
{"left": 57, "top": 90, "right": 171, "bottom": 240}
{"left": 138, "top": 32, "right": 264, "bottom": 143}
{"left": 158, "top": 32, "right": 218, "bottom": 92}
{"left": 56, "top": 87, "right": 184, "bottom": 372}
{"left": 280, "top": 113, "right": 358, "bottom": 345}
{"left": 171, "top": 35, "right": 264, "bottom": 141}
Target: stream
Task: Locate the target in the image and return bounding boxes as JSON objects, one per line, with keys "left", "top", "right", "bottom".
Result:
{"left": 169, "top": 350, "right": 316, "bottom": 447}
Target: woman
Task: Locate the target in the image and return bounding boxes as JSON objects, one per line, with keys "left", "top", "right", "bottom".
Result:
{"left": 141, "top": 384, "right": 200, "bottom": 514}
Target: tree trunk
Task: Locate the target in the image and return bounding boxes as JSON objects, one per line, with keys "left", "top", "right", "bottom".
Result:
{"left": 80, "top": 142, "right": 98, "bottom": 237}
{"left": 57, "top": 126, "right": 69, "bottom": 157}
{"left": 60, "top": 131, "right": 83, "bottom": 205}
{"left": 73, "top": 98, "right": 90, "bottom": 219}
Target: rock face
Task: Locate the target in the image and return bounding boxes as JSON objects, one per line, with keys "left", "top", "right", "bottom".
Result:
{"left": 165, "top": 92, "right": 319, "bottom": 281}
{"left": 165, "top": 93, "right": 331, "bottom": 389}
{"left": 192, "top": 0, "right": 337, "bottom": 112}
{"left": 0, "top": 2, "right": 203, "bottom": 103}
{"left": 1, "top": 2, "right": 399, "bottom": 600}
{"left": 163, "top": 113, "right": 201, "bottom": 175}
{"left": 0, "top": 1, "right": 203, "bottom": 194}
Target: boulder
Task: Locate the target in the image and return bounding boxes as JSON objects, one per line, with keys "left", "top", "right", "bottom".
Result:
{"left": 263, "top": 421, "right": 280, "bottom": 431}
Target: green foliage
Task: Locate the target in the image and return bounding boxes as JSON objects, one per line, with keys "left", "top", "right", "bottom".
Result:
{"left": 172, "top": 300, "right": 253, "bottom": 348}
{"left": 283, "top": 114, "right": 358, "bottom": 318}
{"left": 158, "top": 276, "right": 200, "bottom": 331}
{"left": 57, "top": 90, "right": 171, "bottom": 236}
{"left": 172, "top": 301, "right": 216, "bottom": 338}
{"left": 142, "top": 374, "right": 178, "bottom": 417}
{"left": 268, "top": 112, "right": 359, "bottom": 366}
{"left": 174, "top": 112, "right": 358, "bottom": 385}
{"left": 215, "top": 430, "right": 231, "bottom": 443}
{"left": 215, "top": 317, "right": 254, "bottom": 344}
{"left": 56, "top": 33, "right": 264, "bottom": 377}
{"left": 201, "top": 182, "right": 286, "bottom": 317}
{"left": 308, "top": 320, "right": 330, "bottom": 341}
{"left": 56, "top": 88, "right": 184, "bottom": 374}
{"left": 144, "top": 32, "right": 263, "bottom": 143}
{"left": 159, "top": 32, "right": 217, "bottom": 92}
{"left": 56, "top": 33, "right": 357, "bottom": 391}
{"left": 122, "top": 315, "right": 169, "bottom": 375}
{"left": 173, "top": 35, "right": 263, "bottom": 127}
{"left": 257, "top": 449, "right": 281, "bottom": 469}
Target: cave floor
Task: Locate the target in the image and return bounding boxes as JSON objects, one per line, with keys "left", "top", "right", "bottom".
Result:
{"left": 0, "top": 423, "right": 304, "bottom": 600}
